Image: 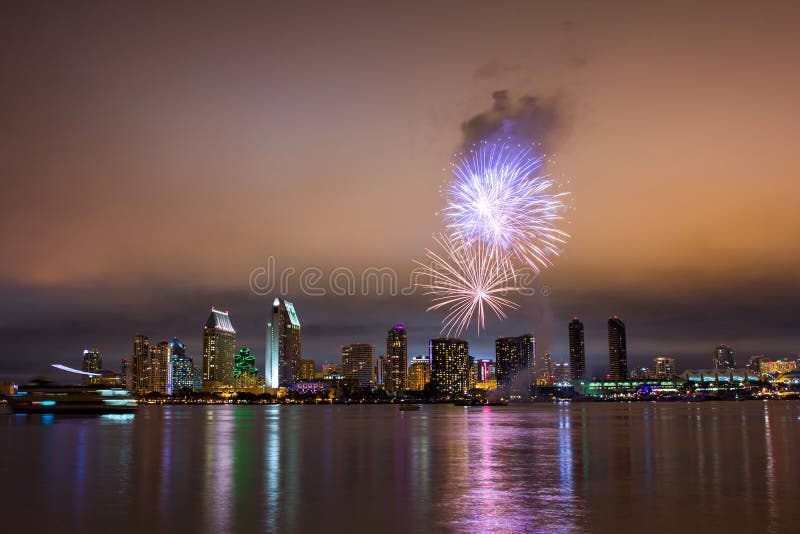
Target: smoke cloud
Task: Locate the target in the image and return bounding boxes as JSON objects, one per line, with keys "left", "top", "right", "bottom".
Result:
{"left": 460, "top": 90, "right": 567, "bottom": 152}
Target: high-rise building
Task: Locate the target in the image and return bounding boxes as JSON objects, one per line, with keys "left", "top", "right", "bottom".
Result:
{"left": 541, "top": 351, "right": 553, "bottom": 382}
{"left": 429, "top": 338, "right": 471, "bottom": 399}
{"left": 385, "top": 324, "right": 408, "bottom": 393}
{"left": 375, "top": 355, "right": 387, "bottom": 386}
{"left": 341, "top": 344, "right": 375, "bottom": 387}
{"left": 298, "top": 359, "right": 316, "bottom": 381}
{"left": 265, "top": 297, "right": 302, "bottom": 388}
{"left": 652, "top": 356, "right": 676, "bottom": 379}
{"left": 408, "top": 355, "right": 431, "bottom": 391}
{"left": 169, "top": 337, "right": 194, "bottom": 394}
{"left": 495, "top": 335, "right": 535, "bottom": 395}
{"left": 473, "top": 359, "right": 494, "bottom": 382}
{"left": 120, "top": 357, "right": 131, "bottom": 390}
{"left": 568, "top": 316, "right": 586, "bottom": 380}
{"left": 713, "top": 344, "right": 735, "bottom": 370}
{"left": 81, "top": 348, "right": 102, "bottom": 384}
{"left": 608, "top": 315, "right": 628, "bottom": 381}
{"left": 203, "top": 308, "right": 236, "bottom": 390}
{"left": 133, "top": 333, "right": 150, "bottom": 394}
{"left": 150, "top": 340, "right": 172, "bottom": 395}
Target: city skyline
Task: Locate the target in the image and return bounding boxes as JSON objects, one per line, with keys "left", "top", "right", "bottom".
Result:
{"left": 2, "top": 1, "right": 799, "bottom": 383}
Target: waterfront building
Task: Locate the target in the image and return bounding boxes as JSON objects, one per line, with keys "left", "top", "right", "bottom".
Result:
{"left": 132, "top": 333, "right": 150, "bottom": 394}
{"left": 150, "top": 340, "right": 172, "bottom": 395}
{"left": 554, "top": 361, "right": 571, "bottom": 383}
{"left": 541, "top": 351, "right": 553, "bottom": 383}
{"left": 679, "top": 368, "right": 759, "bottom": 384}
{"left": 81, "top": 348, "right": 102, "bottom": 385}
{"left": 608, "top": 315, "right": 628, "bottom": 381}
{"left": 321, "top": 362, "right": 341, "bottom": 378}
{"left": 652, "top": 356, "right": 676, "bottom": 380}
{"left": 759, "top": 359, "right": 798, "bottom": 377}
{"left": 341, "top": 344, "right": 375, "bottom": 387}
{"left": 429, "top": 338, "right": 471, "bottom": 399}
{"left": 169, "top": 338, "right": 194, "bottom": 394}
{"left": 298, "top": 359, "right": 316, "bottom": 381}
{"left": 265, "top": 297, "right": 302, "bottom": 388}
{"left": 120, "top": 357, "right": 131, "bottom": 390}
{"left": 234, "top": 347, "right": 260, "bottom": 390}
{"left": 202, "top": 308, "right": 236, "bottom": 391}
{"left": 408, "top": 355, "right": 431, "bottom": 391}
{"left": 473, "top": 359, "right": 494, "bottom": 383}
{"left": 568, "top": 316, "right": 586, "bottom": 379}
{"left": 375, "top": 355, "right": 387, "bottom": 386}
{"left": 713, "top": 344, "right": 735, "bottom": 370}
{"left": 495, "top": 335, "right": 535, "bottom": 395}
{"left": 385, "top": 324, "right": 408, "bottom": 393}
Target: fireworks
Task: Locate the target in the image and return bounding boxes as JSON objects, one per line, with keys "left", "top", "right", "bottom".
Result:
{"left": 443, "top": 142, "right": 569, "bottom": 271}
{"left": 417, "top": 141, "right": 570, "bottom": 335}
{"left": 416, "top": 234, "right": 520, "bottom": 336}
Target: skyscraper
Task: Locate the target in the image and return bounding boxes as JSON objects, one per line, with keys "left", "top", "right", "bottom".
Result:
{"left": 203, "top": 308, "right": 236, "bottom": 390}
{"left": 150, "top": 340, "right": 172, "bottom": 395}
{"left": 608, "top": 315, "right": 628, "bottom": 381}
{"left": 408, "top": 355, "right": 431, "bottom": 391}
{"left": 568, "top": 316, "right": 586, "bottom": 380}
{"left": 170, "top": 338, "right": 195, "bottom": 394}
{"left": 386, "top": 324, "right": 408, "bottom": 394}
{"left": 429, "top": 338, "right": 471, "bottom": 399}
{"left": 375, "top": 355, "right": 387, "bottom": 386}
{"left": 341, "top": 343, "right": 375, "bottom": 387}
{"left": 652, "top": 356, "right": 676, "bottom": 379}
{"left": 713, "top": 344, "right": 735, "bottom": 370}
{"left": 265, "top": 297, "right": 302, "bottom": 389}
{"left": 495, "top": 335, "right": 535, "bottom": 395}
{"left": 81, "top": 348, "right": 102, "bottom": 384}
{"left": 120, "top": 358, "right": 131, "bottom": 390}
{"left": 132, "top": 333, "right": 150, "bottom": 394}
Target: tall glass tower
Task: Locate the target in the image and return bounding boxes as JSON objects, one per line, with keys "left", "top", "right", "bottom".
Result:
{"left": 202, "top": 308, "right": 236, "bottom": 389}
{"left": 608, "top": 315, "right": 627, "bottom": 381}
{"left": 568, "top": 316, "right": 586, "bottom": 380}
{"left": 265, "top": 297, "right": 301, "bottom": 389}
{"left": 386, "top": 324, "right": 408, "bottom": 394}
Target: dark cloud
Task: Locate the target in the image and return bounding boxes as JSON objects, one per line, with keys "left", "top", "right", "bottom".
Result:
{"left": 460, "top": 90, "right": 568, "bottom": 152}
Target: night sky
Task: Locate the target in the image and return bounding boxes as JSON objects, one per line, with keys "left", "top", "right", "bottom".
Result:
{"left": 2, "top": 1, "right": 799, "bottom": 382}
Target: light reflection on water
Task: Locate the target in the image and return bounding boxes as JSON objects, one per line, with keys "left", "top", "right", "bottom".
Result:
{"left": 1, "top": 402, "right": 799, "bottom": 533}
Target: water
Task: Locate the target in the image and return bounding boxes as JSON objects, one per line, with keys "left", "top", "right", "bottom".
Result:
{"left": 1, "top": 402, "right": 798, "bottom": 533}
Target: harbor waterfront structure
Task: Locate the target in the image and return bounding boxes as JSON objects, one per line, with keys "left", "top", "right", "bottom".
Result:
{"left": 652, "top": 356, "right": 676, "bottom": 380}
{"left": 495, "top": 335, "right": 535, "bottom": 395}
{"left": 385, "top": 324, "right": 408, "bottom": 393}
{"left": 265, "top": 298, "right": 302, "bottom": 389}
{"left": 81, "top": 348, "right": 102, "bottom": 384}
{"left": 608, "top": 315, "right": 628, "bottom": 381}
{"left": 150, "top": 340, "right": 172, "bottom": 395}
{"left": 341, "top": 343, "right": 375, "bottom": 387}
{"left": 408, "top": 355, "right": 431, "bottom": 391}
{"left": 202, "top": 308, "right": 236, "bottom": 391}
{"left": 568, "top": 316, "right": 586, "bottom": 379}
{"left": 713, "top": 344, "right": 735, "bottom": 370}
{"left": 429, "top": 338, "right": 471, "bottom": 399}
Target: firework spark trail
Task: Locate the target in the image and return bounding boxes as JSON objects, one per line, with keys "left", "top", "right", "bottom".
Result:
{"left": 415, "top": 233, "right": 520, "bottom": 336}
{"left": 443, "top": 142, "right": 570, "bottom": 272}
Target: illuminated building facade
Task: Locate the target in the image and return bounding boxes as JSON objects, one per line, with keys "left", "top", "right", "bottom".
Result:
{"left": 385, "top": 324, "right": 408, "bottom": 393}
{"left": 202, "top": 308, "right": 236, "bottom": 390}
{"left": 120, "top": 357, "right": 131, "bottom": 390}
{"left": 234, "top": 347, "right": 259, "bottom": 389}
{"left": 608, "top": 315, "right": 628, "bottom": 381}
{"left": 150, "top": 340, "right": 172, "bottom": 395}
{"left": 408, "top": 355, "right": 431, "bottom": 391}
{"left": 170, "top": 338, "right": 194, "bottom": 394}
{"left": 652, "top": 356, "right": 676, "bottom": 379}
{"left": 541, "top": 351, "right": 553, "bottom": 383}
{"left": 759, "top": 359, "right": 797, "bottom": 376}
{"left": 341, "top": 343, "right": 375, "bottom": 387}
{"left": 429, "top": 338, "right": 471, "bottom": 399}
{"left": 298, "top": 359, "right": 316, "bottom": 381}
{"left": 132, "top": 333, "right": 150, "bottom": 394}
{"left": 81, "top": 348, "right": 102, "bottom": 384}
{"left": 375, "top": 355, "right": 387, "bottom": 386}
{"left": 554, "top": 361, "right": 571, "bottom": 383}
{"left": 568, "top": 316, "right": 586, "bottom": 379}
{"left": 265, "top": 298, "right": 302, "bottom": 389}
{"left": 713, "top": 344, "right": 735, "bottom": 370}
{"left": 495, "top": 334, "right": 535, "bottom": 395}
